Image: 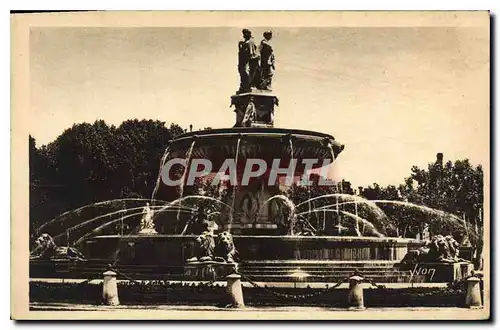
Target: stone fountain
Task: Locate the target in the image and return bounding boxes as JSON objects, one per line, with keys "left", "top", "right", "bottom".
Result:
{"left": 33, "top": 29, "right": 474, "bottom": 285}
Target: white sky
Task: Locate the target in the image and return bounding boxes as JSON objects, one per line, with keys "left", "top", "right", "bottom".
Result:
{"left": 29, "top": 26, "right": 489, "bottom": 187}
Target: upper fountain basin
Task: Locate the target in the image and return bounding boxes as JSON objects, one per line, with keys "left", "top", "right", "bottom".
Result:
{"left": 167, "top": 127, "right": 345, "bottom": 171}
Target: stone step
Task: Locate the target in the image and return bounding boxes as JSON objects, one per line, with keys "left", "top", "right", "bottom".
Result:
{"left": 239, "top": 263, "right": 399, "bottom": 270}
{"left": 241, "top": 261, "right": 400, "bottom": 267}
{"left": 239, "top": 269, "right": 411, "bottom": 276}
{"left": 58, "top": 263, "right": 394, "bottom": 269}
{"left": 238, "top": 274, "right": 426, "bottom": 283}
{"left": 72, "top": 264, "right": 186, "bottom": 270}
{"left": 32, "top": 270, "right": 188, "bottom": 281}
{"left": 60, "top": 268, "right": 185, "bottom": 276}
{"left": 31, "top": 268, "right": 423, "bottom": 283}
{"left": 238, "top": 264, "right": 399, "bottom": 270}
{"left": 48, "top": 267, "right": 404, "bottom": 277}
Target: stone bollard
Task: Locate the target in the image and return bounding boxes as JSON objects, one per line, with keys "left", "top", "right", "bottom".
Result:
{"left": 226, "top": 273, "right": 245, "bottom": 308}
{"left": 465, "top": 276, "right": 482, "bottom": 309}
{"left": 347, "top": 275, "right": 365, "bottom": 310}
{"left": 102, "top": 270, "right": 120, "bottom": 306}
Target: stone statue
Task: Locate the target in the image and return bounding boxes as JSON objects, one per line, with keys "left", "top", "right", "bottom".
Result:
{"left": 427, "top": 235, "right": 455, "bottom": 263}
{"left": 445, "top": 235, "right": 460, "bottom": 261}
{"left": 238, "top": 29, "right": 260, "bottom": 93}
{"left": 258, "top": 30, "right": 275, "bottom": 91}
{"left": 181, "top": 205, "right": 212, "bottom": 235}
{"left": 232, "top": 30, "right": 278, "bottom": 128}
{"left": 187, "top": 231, "right": 216, "bottom": 262}
{"left": 241, "top": 96, "right": 257, "bottom": 127}
{"left": 400, "top": 234, "right": 469, "bottom": 265}
{"left": 139, "top": 202, "right": 157, "bottom": 234}
{"left": 30, "top": 233, "right": 86, "bottom": 261}
{"left": 215, "top": 231, "right": 238, "bottom": 263}
{"left": 232, "top": 96, "right": 255, "bottom": 127}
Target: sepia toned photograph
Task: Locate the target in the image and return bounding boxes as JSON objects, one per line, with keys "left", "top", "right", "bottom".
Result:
{"left": 11, "top": 11, "right": 490, "bottom": 320}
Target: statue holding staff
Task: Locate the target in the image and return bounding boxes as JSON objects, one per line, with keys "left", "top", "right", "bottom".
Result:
{"left": 238, "top": 29, "right": 260, "bottom": 93}
{"left": 259, "top": 30, "right": 275, "bottom": 91}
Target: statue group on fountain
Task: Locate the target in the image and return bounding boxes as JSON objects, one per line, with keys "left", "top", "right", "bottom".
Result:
{"left": 401, "top": 234, "right": 469, "bottom": 265}
{"left": 238, "top": 29, "right": 275, "bottom": 93}
{"left": 181, "top": 204, "right": 219, "bottom": 235}
{"left": 186, "top": 228, "right": 238, "bottom": 264}
{"left": 186, "top": 230, "right": 238, "bottom": 264}
{"left": 180, "top": 204, "right": 238, "bottom": 264}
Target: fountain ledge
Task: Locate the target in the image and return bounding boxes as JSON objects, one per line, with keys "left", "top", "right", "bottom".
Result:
{"left": 89, "top": 234, "right": 419, "bottom": 244}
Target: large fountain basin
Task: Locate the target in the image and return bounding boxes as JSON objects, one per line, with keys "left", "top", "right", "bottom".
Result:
{"left": 30, "top": 235, "right": 474, "bottom": 283}
{"left": 82, "top": 235, "right": 419, "bottom": 265}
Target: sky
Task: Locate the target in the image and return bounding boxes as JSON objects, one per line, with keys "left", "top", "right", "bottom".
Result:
{"left": 29, "top": 26, "right": 489, "bottom": 188}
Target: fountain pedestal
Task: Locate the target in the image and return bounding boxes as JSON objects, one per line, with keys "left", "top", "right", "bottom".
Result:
{"left": 183, "top": 261, "right": 237, "bottom": 281}
{"left": 138, "top": 228, "right": 158, "bottom": 235}
{"left": 231, "top": 89, "right": 279, "bottom": 128}
{"left": 405, "top": 262, "right": 473, "bottom": 283}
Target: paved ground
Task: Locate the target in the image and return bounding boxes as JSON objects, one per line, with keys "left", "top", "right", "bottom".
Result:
{"left": 27, "top": 302, "right": 488, "bottom": 320}
{"left": 28, "top": 278, "right": 482, "bottom": 320}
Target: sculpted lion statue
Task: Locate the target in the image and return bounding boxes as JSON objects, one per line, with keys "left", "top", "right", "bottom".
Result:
{"left": 400, "top": 234, "right": 466, "bottom": 265}
{"left": 30, "top": 233, "right": 86, "bottom": 261}
{"left": 186, "top": 231, "right": 216, "bottom": 263}
{"left": 427, "top": 234, "right": 456, "bottom": 263}
{"left": 215, "top": 231, "right": 238, "bottom": 263}
{"left": 186, "top": 231, "right": 238, "bottom": 263}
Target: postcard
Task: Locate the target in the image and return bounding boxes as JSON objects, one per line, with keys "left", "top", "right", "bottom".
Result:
{"left": 11, "top": 10, "right": 490, "bottom": 320}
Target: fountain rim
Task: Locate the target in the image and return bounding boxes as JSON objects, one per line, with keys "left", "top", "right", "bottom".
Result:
{"left": 171, "top": 127, "right": 344, "bottom": 147}
{"left": 87, "top": 234, "right": 419, "bottom": 244}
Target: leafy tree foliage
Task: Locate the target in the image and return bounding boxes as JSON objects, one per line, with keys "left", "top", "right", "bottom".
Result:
{"left": 29, "top": 120, "right": 185, "bottom": 237}
{"left": 283, "top": 157, "right": 484, "bottom": 242}
{"left": 359, "top": 156, "right": 483, "bottom": 244}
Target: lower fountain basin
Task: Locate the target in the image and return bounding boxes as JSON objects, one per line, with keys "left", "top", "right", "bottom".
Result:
{"left": 82, "top": 235, "right": 419, "bottom": 265}
{"left": 30, "top": 235, "right": 474, "bottom": 283}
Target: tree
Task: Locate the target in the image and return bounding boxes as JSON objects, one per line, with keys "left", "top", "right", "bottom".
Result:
{"left": 360, "top": 183, "right": 420, "bottom": 237}
{"left": 114, "top": 119, "right": 181, "bottom": 199}
{"left": 29, "top": 135, "right": 54, "bottom": 235}
{"left": 29, "top": 119, "right": 186, "bottom": 239}
{"left": 400, "top": 156, "right": 484, "bottom": 267}
{"left": 402, "top": 157, "right": 483, "bottom": 239}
